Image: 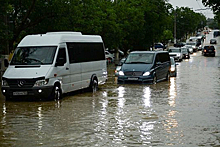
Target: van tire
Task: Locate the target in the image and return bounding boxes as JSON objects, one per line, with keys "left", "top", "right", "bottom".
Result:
{"left": 152, "top": 75, "right": 157, "bottom": 84}
{"left": 50, "top": 85, "right": 62, "bottom": 100}
{"left": 89, "top": 78, "right": 98, "bottom": 92}
{"left": 166, "top": 71, "right": 170, "bottom": 81}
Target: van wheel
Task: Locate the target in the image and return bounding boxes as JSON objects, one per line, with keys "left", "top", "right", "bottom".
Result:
{"left": 166, "top": 72, "right": 170, "bottom": 81}
{"left": 50, "top": 85, "right": 62, "bottom": 100}
{"left": 89, "top": 79, "right": 98, "bottom": 92}
{"left": 152, "top": 76, "right": 157, "bottom": 84}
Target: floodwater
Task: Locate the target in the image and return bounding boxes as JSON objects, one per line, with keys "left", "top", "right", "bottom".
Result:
{"left": 1, "top": 32, "right": 220, "bottom": 147}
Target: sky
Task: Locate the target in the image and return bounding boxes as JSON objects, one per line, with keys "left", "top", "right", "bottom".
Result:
{"left": 168, "top": 0, "right": 215, "bottom": 19}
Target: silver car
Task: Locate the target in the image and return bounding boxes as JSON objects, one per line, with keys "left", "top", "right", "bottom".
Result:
{"left": 168, "top": 47, "right": 183, "bottom": 62}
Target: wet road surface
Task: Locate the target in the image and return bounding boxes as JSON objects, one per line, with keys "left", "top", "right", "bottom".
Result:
{"left": 1, "top": 32, "right": 220, "bottom": 146}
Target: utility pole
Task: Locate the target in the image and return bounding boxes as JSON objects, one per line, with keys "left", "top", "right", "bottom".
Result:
{"left": 174, "top": 8, "right": 177, "bottom": 44}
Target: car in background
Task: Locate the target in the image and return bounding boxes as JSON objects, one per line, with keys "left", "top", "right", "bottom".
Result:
{"left": 105, "top": 51, "right": 114, "bottom": 62}
{"left": 210, "top": 39, "right": 217, "bottom": 44}
{"left": 202, "top": 45, "right": 216, "bottom": 57}
{"left": 154, "top": 43, "right": 166, "bottom": 51}
{"left": 170, "top": 57, "right": 177, "bottom": 77}
{"left": 174, "top": 42, "right": 185, "bottom": 47}
{"left": 186, "top": 42, "right": 197, "bottom": 52}
{"left": 184, "top": 45, "right": 193, "bottom": 54}
{"left": 181, "top": 47, "right": 190, "bottom": 59}
{"left": 168, "top": 47, "right": 183, "bottom": 62}
{"left": 213, "top": 30, "right": 220, "bottom": 38}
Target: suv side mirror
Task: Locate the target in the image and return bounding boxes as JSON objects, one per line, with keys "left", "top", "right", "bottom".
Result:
{"left": 156, "top": 62, "right": 162, "bottom": 66}
{"left": 4, "top": 59, "right": 9, "bottom": 67}
{"left": 55, "top": 58, "right": 65, "bottom": 66}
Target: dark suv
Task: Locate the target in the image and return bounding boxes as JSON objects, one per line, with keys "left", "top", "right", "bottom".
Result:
{"left": 117, "top": 51, "right": 171, "bottom": 84}
{"left": 202, "top": 46, "right": 216, "bottom": 57}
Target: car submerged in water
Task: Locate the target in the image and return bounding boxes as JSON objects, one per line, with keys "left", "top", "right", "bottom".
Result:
{"left": 170, "top": 57, "right": 178, "bottom": 77}
{"left": 202, "top": 45, "right": 216, "bottom": 57}
{"left": 168, "top": 47, "right": 183, "bottom": 62}
{"left": 117, "top": 51, "right": 171, "bottom": 84}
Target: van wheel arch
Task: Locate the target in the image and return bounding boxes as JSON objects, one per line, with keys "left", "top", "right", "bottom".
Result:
{"left": 49, "top": 82, "right": 62, "bottom": 100}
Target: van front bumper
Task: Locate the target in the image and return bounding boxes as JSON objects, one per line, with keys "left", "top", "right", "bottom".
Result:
{"left": 1, "top": 86, "right": 54, "bottom": 99}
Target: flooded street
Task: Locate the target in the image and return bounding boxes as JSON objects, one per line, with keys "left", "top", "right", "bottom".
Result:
{"left": 1, "top": 32, "right": 220, "bottom": 146}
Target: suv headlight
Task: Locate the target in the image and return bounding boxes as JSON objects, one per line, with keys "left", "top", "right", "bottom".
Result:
{"left": 118, "top": 71, "right": 124, "bottom": 76}
{"left": 143, "top": 72, "right": 150, "bottom": 76}
{"left": 170, "top": 67, "right": 175, "bottom": 72}
{"left": 34, "top": 79, "right": 49, "bottom": 87}
{"left": 2, "top": 80, "right": 9, "bottom": 86}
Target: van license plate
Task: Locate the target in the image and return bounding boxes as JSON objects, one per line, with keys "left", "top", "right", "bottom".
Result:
{"left": 13, "top": 91, "right": 28, "bottom": 96}
{"left": 128, "top": 78, "right": 138, "bottom": 80}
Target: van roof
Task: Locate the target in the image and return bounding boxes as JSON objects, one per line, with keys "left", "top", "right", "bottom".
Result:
{"left": 18, "top": 32, "right": 103, "bottom": 47}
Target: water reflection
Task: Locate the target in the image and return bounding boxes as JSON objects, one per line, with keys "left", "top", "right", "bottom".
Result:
{"left": 2, "top": 103, "right": 6, "bottom": 126}
{"left": 117, "top": 86, "right": 125, "bottom": 98}
{"left": 143, "top": 87, "right": 151, "bottom": 108}
{"left": 168, "top": 77, "right": 176, "bottom": 107}
{"left": 37, "top": 106, "right": 43, "bottom": 131}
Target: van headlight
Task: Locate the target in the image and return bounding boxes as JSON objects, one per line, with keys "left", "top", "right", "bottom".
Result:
{"left": 118, "top": 71, "right": 124, "bottom": 76}
{"left": 34, "top": 79, "right": 49, "bottom": 87}
{"left": 2, "top": 80, "right": 9, "bottom": 86}
{"left": 143, "top": 72, "right": 150, "bottom": 76}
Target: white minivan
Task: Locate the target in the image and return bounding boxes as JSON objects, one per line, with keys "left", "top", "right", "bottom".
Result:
{"left": 1, "top": 32, "right": 108, "bottom": 100}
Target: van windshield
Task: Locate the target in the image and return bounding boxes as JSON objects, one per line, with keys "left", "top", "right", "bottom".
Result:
{"left": 10, "top": 46, "right": 57, "bottom": 65}
{"left": 125, "top": 53, "right": 154, "bottom": 64}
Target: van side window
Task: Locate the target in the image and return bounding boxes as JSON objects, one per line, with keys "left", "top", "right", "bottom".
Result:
{"left": 57, "top": 48, "right": 66, "bottom": 63}
{"left": 159, "top": 53, "right": 169, "bottom": 63}
{"left": 156, "top": 54, "right": 160, "bottom": 63}
{"left": 67, "top": 43, "right": 105, "bottom": 63}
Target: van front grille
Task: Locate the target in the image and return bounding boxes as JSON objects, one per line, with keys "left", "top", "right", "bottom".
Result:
{"left": 124, "top": 71, "right": 143, "bottom": 76}
{"left": 3, "top": 77, "right": 45, "bottom": 88}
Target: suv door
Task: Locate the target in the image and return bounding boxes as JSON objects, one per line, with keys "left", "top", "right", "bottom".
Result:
{"left": 155, "top": 54, "right": 163, "bottom": 80}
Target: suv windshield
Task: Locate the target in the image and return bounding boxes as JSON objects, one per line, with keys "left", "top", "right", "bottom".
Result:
{"left": 10, "top": 46, "right": 57, "bottom": 65}
{"left": 125, "top": 53, "right": 154, "bottom": 64}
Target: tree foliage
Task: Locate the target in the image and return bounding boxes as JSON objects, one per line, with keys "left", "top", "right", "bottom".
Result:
{"left": 0, "top": 0, "right": 208, "bottom": 55}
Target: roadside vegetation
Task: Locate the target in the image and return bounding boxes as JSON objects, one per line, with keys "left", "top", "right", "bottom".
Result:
{"left": 0, "top": 0, "right": 217, "bottom": 55}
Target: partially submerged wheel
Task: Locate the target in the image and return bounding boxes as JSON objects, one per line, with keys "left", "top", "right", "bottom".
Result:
{"left": 166, "top": 71, "right": 170, "bottom": 81}
{"left": 89, "top": 78, "right": 98, "bottom": 92}
{"left": 50, "top": 85, "right": 62, "bottom": 100}
{"left": 152, "top": 75, "right": 157, "bottom": 84}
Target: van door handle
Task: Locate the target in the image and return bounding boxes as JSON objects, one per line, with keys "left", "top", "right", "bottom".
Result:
{"left": 66, "top": 67, "right": 69, "bottom": 70}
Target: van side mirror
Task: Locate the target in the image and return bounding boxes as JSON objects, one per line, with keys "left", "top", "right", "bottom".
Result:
{"left": 55, "top": 58, "right": 65, "bottom": 66}
{"left": 156, "top": 62, "right": 162, "bottom": 66}
{"left": 4, "top": 59, "right": 9, "bottom": 67}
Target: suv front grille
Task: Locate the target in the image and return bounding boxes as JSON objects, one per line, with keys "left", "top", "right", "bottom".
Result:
{"left": 124, "top": 71, "right": 143, "bottom": 76}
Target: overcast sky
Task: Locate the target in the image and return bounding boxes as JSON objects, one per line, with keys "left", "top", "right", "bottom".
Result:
{"left": 168, "top": 0, "right": 214, "bottom": 18}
